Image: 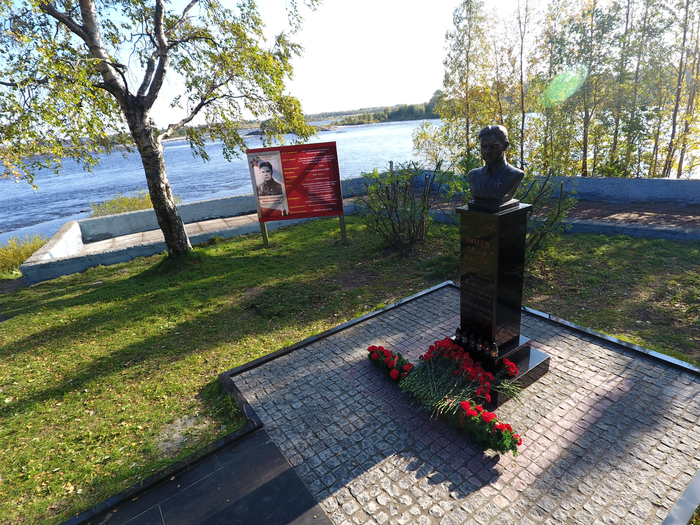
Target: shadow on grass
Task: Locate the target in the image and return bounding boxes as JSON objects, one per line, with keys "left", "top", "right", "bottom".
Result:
{"left": 0, "top": 219, "right": 463, "bottom": 523}
{"left": 525, "top": 234, "right": 700, "bottom": 360}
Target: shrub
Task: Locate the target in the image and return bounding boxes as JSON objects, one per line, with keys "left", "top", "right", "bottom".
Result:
{"left": 88, "top": 190, "right": 182, "bottom": 217}
{"left": 0, "top": 234, "right": 48, "bottom": 278}
{"left": 516, "top": 172, "right": 577, "bottom": 260}
{"left": 355, "top": 161, "right": 449, "bottom": 250}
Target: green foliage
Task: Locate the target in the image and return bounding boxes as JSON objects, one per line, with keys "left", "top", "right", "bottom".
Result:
{"left": 355, "top": 162, "right": 448, "bottom": 250}
{"left": 87, "top": 190, "right": 181, "bottom": 217}
{"left": 411, "top": 121, "right": 576, "bottom": 260}
{"left": 517, "top": 174, "right": 577, "bottom": 260}
{"left": 1, "top": 0, "right": 319, "bottom": 255}
{"left": 435, "top": 0, "right": 700, "bottom": 178}
{"left": 0, "top": 0, "right": 318, "bottom": 182}
{"left": 0, "top": 234, "right": 48, "bottom": 278}
{"left": 331, "top": 101, "right": 439, "bottom": 126}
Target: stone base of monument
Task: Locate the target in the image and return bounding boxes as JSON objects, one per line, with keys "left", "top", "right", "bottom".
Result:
{"left": 488, "top": 343, "right": 550, "bottom": 408}
{"left": 451, "top": 334, "right": 551, "bottom": 408}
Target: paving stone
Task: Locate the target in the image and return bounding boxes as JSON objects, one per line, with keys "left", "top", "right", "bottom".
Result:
{"left": 232, "top": 285, "right": 700, "bottom": 525}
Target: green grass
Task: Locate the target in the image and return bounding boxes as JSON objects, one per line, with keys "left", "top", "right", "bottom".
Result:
{"left": 88, "top": 189, "right": 181, "bottom": 217}
{"left": 1, "top": 222, "right": 698, "bottom": 524}
{"left": 0, "top": 235, "right": 48, "bottom": 279}
{"left": 524, "top": 234, "right": 700, "bottom": 365}
{"left": 0, "top": 217, "right": 460, "bottom": 524}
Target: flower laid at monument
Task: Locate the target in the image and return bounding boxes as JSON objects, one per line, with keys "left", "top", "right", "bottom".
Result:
{"left": 367, "top": 345, "right": 414, "bottom": 381}
{"left": 367, "top": 338, "right": 522, "bottom": 455}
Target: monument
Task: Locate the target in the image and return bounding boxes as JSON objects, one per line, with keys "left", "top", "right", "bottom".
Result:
{"left": 456, "top": 125, "right": 550, "bottom": 407}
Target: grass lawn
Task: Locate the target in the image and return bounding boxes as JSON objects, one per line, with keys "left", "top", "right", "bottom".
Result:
{"left": 525, "top": 234, "right": 700, "bottom": 364}
{"left": 0, "top": 218, "right": 698, "bottom": 524}
{"left": 0, "top": 217, "right": 460, "bottom": 524}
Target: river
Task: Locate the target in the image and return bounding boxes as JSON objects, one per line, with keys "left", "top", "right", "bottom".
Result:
{"left": 0, "top": 119, "right": 435, "bottom": 245}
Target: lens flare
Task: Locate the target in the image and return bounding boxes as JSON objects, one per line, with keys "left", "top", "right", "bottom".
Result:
{"left": 541, "top": 64, "right": 589, "bottom": 107}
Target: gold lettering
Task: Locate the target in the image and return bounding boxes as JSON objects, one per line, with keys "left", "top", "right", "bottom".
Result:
{"left": 463, "top": 236, "right": 490, "bottom": 248}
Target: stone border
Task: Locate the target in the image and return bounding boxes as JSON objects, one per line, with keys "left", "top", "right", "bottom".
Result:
{"left": 564, "top": 219, "right": 700, "bottom": 241}
{"left": 227, "top": 282, "right": 700, "bottom": 525}
{"left": 61, "top": 282, "right": 700, "bottom": 524}
{"left": 60, "top": 378, "right": 262, "bottom": 525}
{"left": 522, "top": 306, "right": 700, "bottom": 376}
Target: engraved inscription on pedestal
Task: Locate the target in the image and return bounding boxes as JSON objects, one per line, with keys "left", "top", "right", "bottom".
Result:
{"left": 459, "top": 206, "right": 528, "bottom": 350}
{"left": 461, "top": 229, "right": 496, "bottom": 335}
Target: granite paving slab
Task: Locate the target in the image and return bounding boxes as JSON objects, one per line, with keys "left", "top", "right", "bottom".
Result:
{"left": 231, "top": 284, "right": 700, "bottom": 525}
{"left": 79, "top": 428, "right": 330, "bottom": 525}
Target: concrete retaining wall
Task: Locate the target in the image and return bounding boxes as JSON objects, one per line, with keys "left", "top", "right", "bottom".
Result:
{"left": 40, "top": 221, "right": 84, "bottom": 260}
{"left": 79, "top": 194, "right": 259, "bottom": 242}
{"left": 20, "top": 176, "right": 371, "bottom": 286}
{"left": 551, "top": 176, "right": 700, "bottom": 204}
{"left": 77, "top": 178, "right": 369, "bottom": 243}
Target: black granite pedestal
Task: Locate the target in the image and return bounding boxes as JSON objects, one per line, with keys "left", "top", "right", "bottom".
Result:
{"left": 456, "top": 203, "right": 550, "bottom": 407}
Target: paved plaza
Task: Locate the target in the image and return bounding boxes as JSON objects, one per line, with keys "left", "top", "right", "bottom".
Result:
{"left": 231, "top": 284, "right": 700, "bottom": 525}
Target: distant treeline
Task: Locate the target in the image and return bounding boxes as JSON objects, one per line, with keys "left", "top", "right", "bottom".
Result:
{"left": 304, "top": 107, "right": 389, "bottom": 120}
{"left": 330, "top": 92, "right": 441, "bottom": 126}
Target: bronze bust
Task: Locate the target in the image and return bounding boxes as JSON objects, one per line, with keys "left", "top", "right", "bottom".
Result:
{"left": 467, "top": 125, "right": 524, "bottom": 212}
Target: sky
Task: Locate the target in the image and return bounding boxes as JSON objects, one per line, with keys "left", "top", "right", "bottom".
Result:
{"left": 259, "top": 0, "right": 457, "bottom": 115}
{"left": 151, "top": 0, "right": 520, "bottom": 125}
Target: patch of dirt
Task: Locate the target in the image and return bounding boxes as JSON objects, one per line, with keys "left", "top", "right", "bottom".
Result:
{"left": 328, "top": 269, "right": 379, "bottom": 290}
{"left": 0, "top": 277, "right": 24, "bottom": 295}
{"left": 243, "top": 285, "right": 265, "bottom": 301}
{"left": 156, "top": 415, "right": 213, "bottom": 457}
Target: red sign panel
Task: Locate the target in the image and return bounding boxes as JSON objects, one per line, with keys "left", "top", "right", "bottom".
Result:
{"left": 246, "top": 142, "right": 344, "bottom": 222}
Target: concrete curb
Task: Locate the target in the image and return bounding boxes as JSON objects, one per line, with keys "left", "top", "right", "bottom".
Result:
{"left": 564, "top": 218, "right": 700, "bottom": 241}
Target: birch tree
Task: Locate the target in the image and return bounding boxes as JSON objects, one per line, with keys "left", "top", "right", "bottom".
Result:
{"left": 1, "top": 0, "right": 316, "bottom": 256}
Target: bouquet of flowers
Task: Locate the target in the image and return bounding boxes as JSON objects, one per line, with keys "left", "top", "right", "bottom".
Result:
{"left": 367, "top": 345, "right": 414, "bottom": 381}
{"left": 367, "top": 338, "right": 522, "bottom": 455}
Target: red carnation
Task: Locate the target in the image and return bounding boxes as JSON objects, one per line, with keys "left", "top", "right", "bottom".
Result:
{"left": 371, "top": 352, "right": 379, "bottom": 360}
{"left": 390, "top": 369, "right": 399, "bottom": 380}
{"left": 481, "top": 411, "right": 497, "bottom": 424}
{"left": 514, "top": 434, "right": 522, "bottom": 446}
{"left": 465, "top": 408, "right": 478, "bottom": 417}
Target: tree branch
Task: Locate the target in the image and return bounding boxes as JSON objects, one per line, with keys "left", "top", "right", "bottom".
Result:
{"left": 166, "top": 0, "right": 199, "bottom": 37}
{"left": 38, "top": 2, "right": 89, "bottom": 42}
{"left": 40, "top": 0, "right": 129, "bottom": 98}
{"left": 143, "top": 0, "right": 169, "bottom": 110}
{"left": 158, "top": 95, "right": 219, "bottom": 142}
{"left": 158, "top": 89, "right": 253, "bottom": 143}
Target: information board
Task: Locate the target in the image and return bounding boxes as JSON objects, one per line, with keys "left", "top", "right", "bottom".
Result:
{"left": 246, "top": 142, "right": 344, "bottom": 223}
